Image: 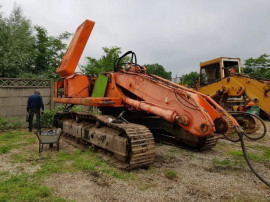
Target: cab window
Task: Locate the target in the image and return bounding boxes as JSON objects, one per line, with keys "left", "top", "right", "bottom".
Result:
{"left": 223, "top": 61, "right": 239, "bottom": 77}
{"left": 200, "top": 63, "right": 220, "bottom": 85}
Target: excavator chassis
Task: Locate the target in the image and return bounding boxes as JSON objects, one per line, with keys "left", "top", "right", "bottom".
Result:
{"left": 108, "top": 110, "right": 220, "bottom": 151}
{"left": 54, "top": 112, "right": 155, "bottom": 169}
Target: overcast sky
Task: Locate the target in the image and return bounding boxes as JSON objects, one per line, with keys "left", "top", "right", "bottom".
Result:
{"left": 1, "top": 0, "right": 270, "bottom": 77}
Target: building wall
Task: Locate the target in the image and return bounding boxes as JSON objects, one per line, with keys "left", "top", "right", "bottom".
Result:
{"left": 0, "top": 78, "right": 54, "bottom": 127}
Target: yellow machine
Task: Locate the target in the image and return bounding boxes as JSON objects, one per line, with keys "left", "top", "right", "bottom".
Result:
{"left": 197, "top": 57, "right": 270, "bottom": 118}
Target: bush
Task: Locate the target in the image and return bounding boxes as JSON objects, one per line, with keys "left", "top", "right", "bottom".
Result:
{"left": 40, "top": 105, "right": 68, "bottom": 128}
{"left": 40, "top": 105, "right": 98, "bottom": 128}
{"left": 40, "top": 110, "right": 56, "bottom": 128}
{"left": 0, "top": 116, "right": 21, "bottom": 130}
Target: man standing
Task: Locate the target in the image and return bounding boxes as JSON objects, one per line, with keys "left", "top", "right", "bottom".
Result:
{"left": 27, "top": 90, "right": 44, "bottom": 132}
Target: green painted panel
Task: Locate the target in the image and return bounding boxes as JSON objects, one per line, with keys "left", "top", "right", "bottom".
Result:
{"left": 91, "top": 74, "right": 108, "bottom": 97}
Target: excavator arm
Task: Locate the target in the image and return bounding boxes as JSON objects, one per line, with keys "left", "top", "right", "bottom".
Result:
{"left": 115, "top": 71, "right": 221, "bottom": 136}
{"left": 198, "top": 74, "right": 270, "bottom": 116}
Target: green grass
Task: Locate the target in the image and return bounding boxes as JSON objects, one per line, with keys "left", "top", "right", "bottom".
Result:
{"left": 229, "top": 149, "right": 270, "bottom": 163}
{"left": 0, "top": 173, "right": 53, "bottom": 201}
{"left": 213, "top": 147, "right": 270, "bottom": 169}
{"left": 0, "top": 172, "right": 69, "bottom": 201}
{"left": 264, "top": 149, "right": 270, "bottom": 159}
{"left": 0, "top": 171, "right": 10, "bottom": 182}
{"left": 0, "top": 129, "right": 135, "bottom": 201}
{"left": 11, "top": 153, "right": 28, "bottom": 163}
{"left": 70, "top": 150, "right": 134, "bottom": 180}
{"left": 0, "top": 130, "right": 71, "bottom": 201}
{"left": 164, "top": 169, "right": 178, "bottom": 180}
{"left": 246, "top": 144, "right": 269, "bottom": 151}
{"left": 213, "top": 157, "right": 234, "bottom": 168}
{"left": 148, "top": 165, "right": 159, "bottom": 174}
{"left": 0, "top": 130, "right": 35, "bottom": 154}
{"left": 23, "top": 149, "right": 135, "bottom": 180}
{"left": 0, "top": 146, "right": 11, "bottom": 154}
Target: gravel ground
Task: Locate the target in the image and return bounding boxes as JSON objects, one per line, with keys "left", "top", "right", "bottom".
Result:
{"left": 45, "top": 122, "right": 270, "bottom": 202}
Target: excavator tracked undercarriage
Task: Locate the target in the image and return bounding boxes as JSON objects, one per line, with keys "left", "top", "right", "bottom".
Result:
{"left": 52, "top": 20, "right": 269, "bottom": 186}
{"left": 54, "top": 112, "right": 155, "bottom": 169}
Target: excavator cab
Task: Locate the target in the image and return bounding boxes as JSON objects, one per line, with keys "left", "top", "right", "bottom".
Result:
{"left": 199, "top": 57, "right": 242, "bottom": 86}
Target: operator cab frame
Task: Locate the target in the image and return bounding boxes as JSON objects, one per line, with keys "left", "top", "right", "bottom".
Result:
{"left": 199, "top": 57, "right": 242, "bottom": 86}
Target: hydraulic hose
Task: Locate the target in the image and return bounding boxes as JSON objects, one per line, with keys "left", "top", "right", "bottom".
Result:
{"left": 226, "top": 126, "right": 270, "bottom": 187}
{"left": 230, "top": 112, "right": 267, "bottom": 140}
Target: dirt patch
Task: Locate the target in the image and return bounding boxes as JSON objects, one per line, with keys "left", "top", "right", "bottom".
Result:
{"left": 0, "top": 133, "right": 77, "bottom": 175}
{"left": 0, "top": 149, "right": 41, "bottom": 174}
{"left": 46, "top": 136, "right": 270, "bottom": 201}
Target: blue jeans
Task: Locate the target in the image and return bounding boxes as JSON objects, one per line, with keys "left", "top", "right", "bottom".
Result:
{"left": 29, "top": 109, "right": 41, "bottom": 131}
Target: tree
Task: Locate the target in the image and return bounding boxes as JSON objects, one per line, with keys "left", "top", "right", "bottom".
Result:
{"left": 243, "top": 54, "right": 270, "bottom": 79}
{"left": 83, "top": 48, "right": 172, "bottom": 80}
{"left": 29, "top": 26, "right": 71, "bottom": 79}
{"left": 0, "top": 5, "right": 71, "bottom": 79}
{"left": 179, "top": 71, "right": 199, "bottom": 87}
{"left": 83, "top": 46, "right": 123, "bottom": 75}
{"left": 0, "top": 5, "right": 34, "bottom": 77}
{"left": 244, "top": 54, "right": 270, "bottom": 69}
{"left": 144, "top": 63, "right": 172, "bottom": 80}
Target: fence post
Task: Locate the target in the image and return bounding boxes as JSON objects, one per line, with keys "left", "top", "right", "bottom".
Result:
{"left": 50, "top": 79, "right": 54, "bottom": 110}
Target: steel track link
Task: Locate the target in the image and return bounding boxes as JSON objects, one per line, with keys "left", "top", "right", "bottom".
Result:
{"left": 87, "top": 113, "right": 156, "bottom": 169}
{"left": 124, "top": 126, "right": 155, "bottom": 169}
{"left": 63, "top": 112, "right": 156, "bottom": 169}
{"left": 199, "top": 135, "right": 220, "bottom": 151}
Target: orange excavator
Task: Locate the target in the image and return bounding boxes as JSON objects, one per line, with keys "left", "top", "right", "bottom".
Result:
{"left": 53, "top": 20, "right": 269, "bottom": 186}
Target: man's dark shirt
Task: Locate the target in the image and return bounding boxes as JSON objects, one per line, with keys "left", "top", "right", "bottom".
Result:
{"left": 27, "top": 94, "right": 44, "bottom": 112}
